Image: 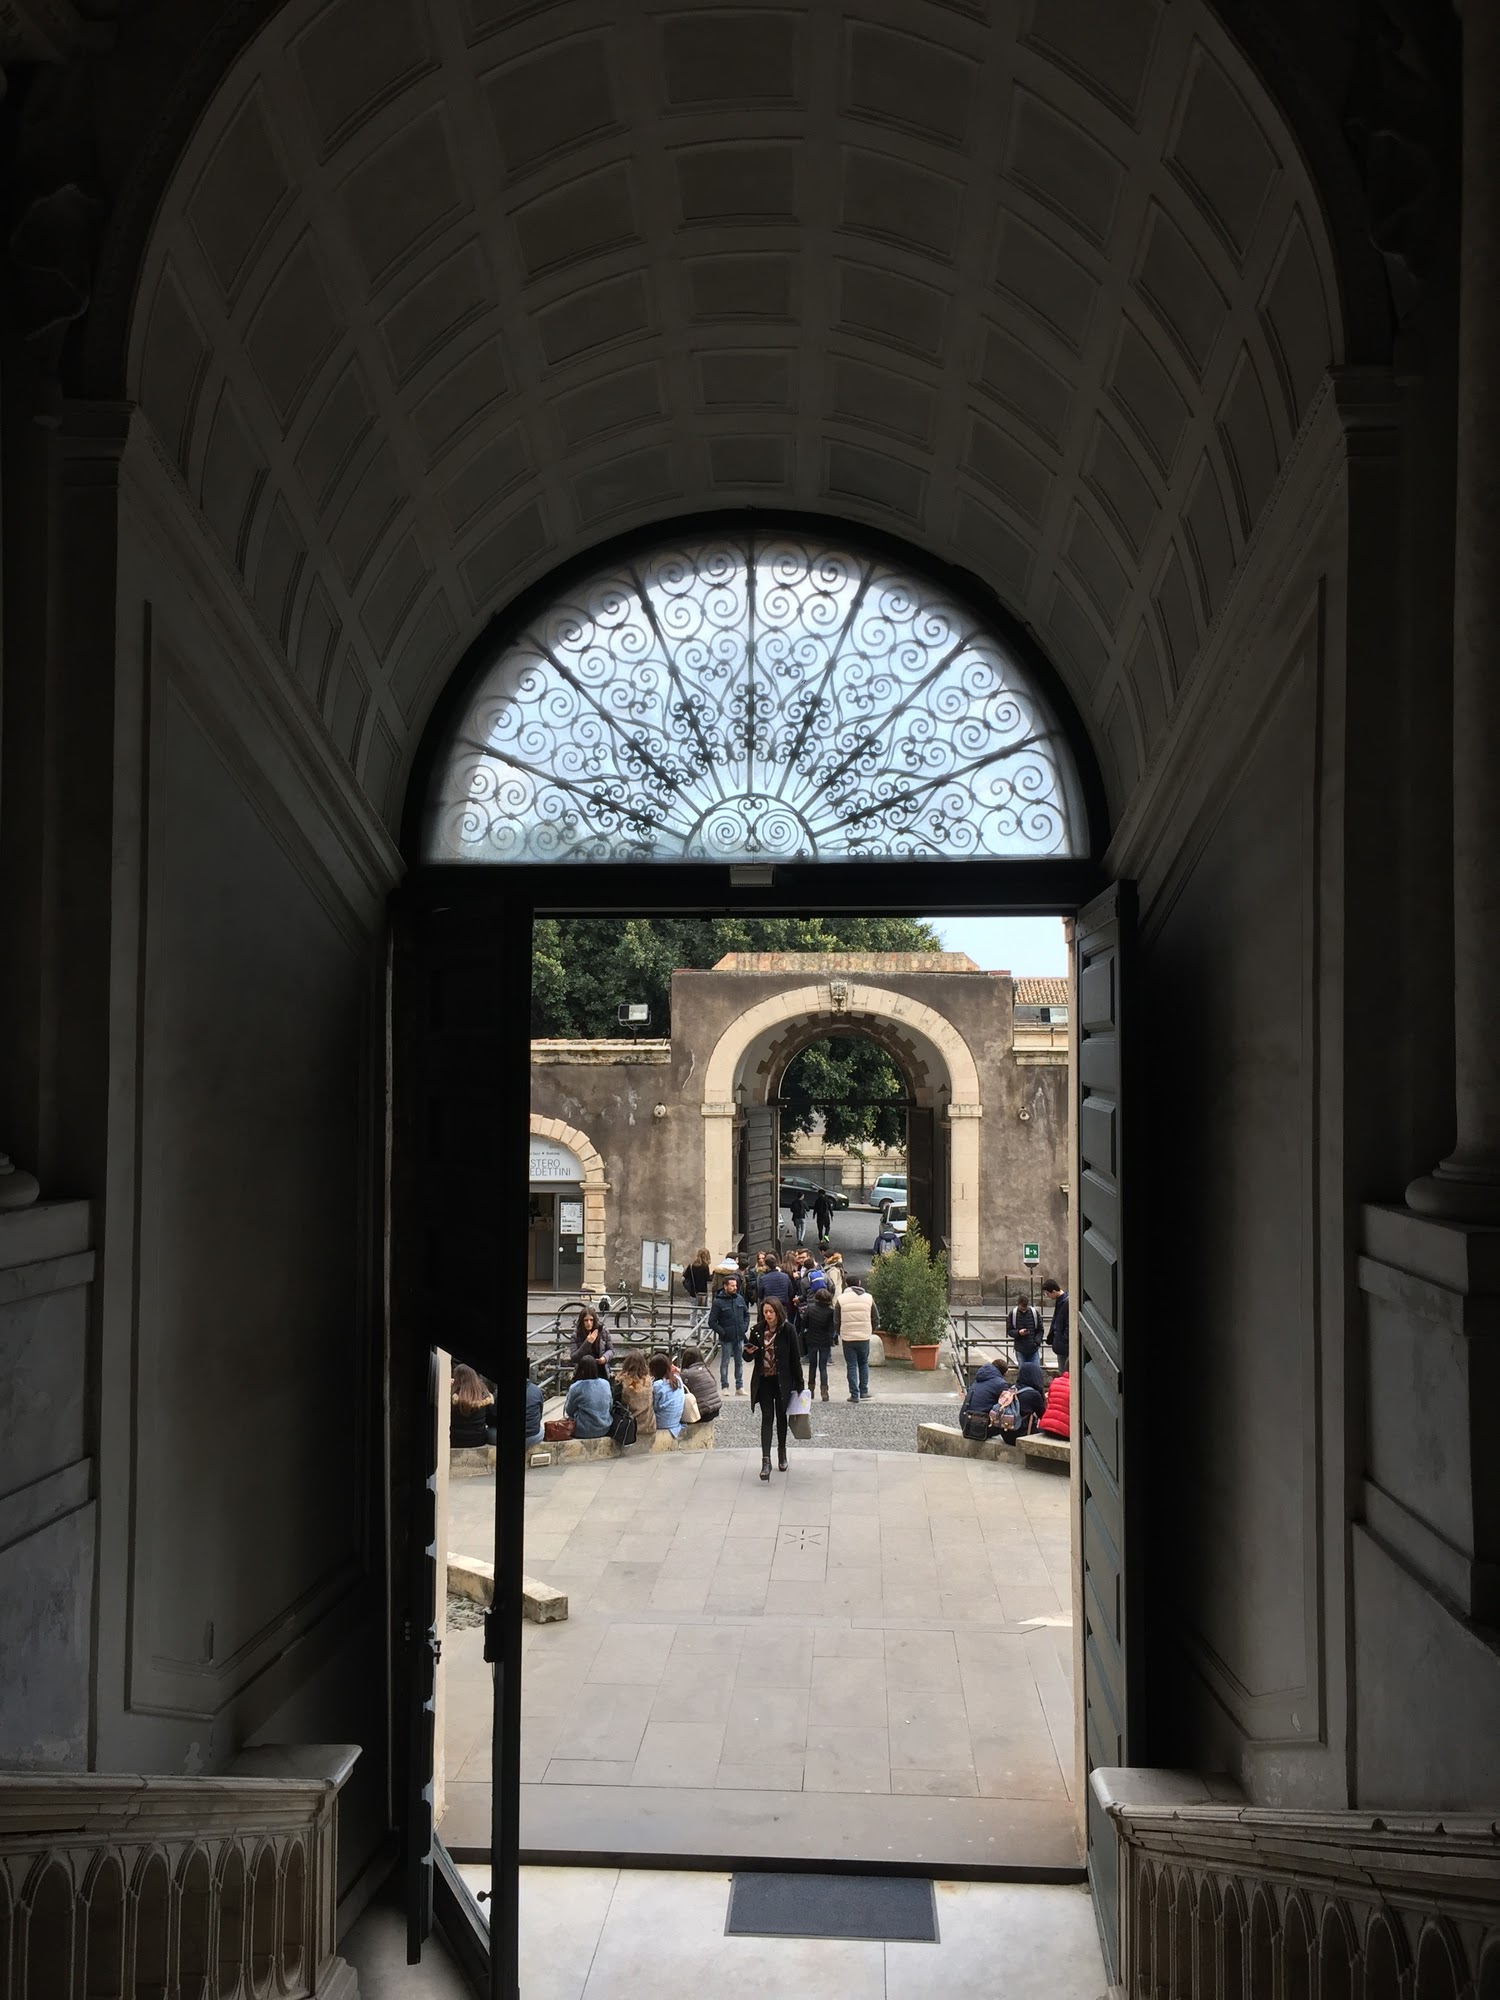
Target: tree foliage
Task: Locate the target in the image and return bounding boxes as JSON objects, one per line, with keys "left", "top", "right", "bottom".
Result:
{"left": 867, "top": 1222, "right": 949, "bottom": 1344}
{"left": 530, "top": 916, "right": 941, "bottom": 1037}
{"left": 780, "top": 1036, "right": 908, "bottom": 1149}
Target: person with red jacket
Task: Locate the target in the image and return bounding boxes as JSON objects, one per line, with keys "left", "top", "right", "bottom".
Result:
{"left": 1038, "top": 1368, "right": 1071, "bottom": 1441}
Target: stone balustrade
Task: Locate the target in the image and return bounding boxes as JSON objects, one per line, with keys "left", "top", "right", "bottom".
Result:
{"left": 1094, "top": 1770, "right": 1500, "bottom": 1998}
{"left": 0, "top": 1746, "right": 359, "bottom": 1999}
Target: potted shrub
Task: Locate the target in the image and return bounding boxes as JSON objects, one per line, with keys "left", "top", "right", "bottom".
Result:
{"left": 868, "top": 1223, "right": 948, "bottom": 1368}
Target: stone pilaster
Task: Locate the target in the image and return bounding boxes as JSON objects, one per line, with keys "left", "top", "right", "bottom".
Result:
{"left": 1407, "top": 0, "right": 1500, "bottom": 1223}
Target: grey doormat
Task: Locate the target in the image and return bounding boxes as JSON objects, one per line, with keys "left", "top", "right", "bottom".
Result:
{"left": 725, "top": 1871, "right": 938, "bottom": 1942}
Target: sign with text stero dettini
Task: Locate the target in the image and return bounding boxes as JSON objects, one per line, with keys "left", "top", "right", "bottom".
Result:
{"left": 530, "top": 1136, "right": 583, "bottom": 1184}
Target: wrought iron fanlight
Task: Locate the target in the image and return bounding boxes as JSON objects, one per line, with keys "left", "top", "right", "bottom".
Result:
{"left": 424, "top": 532, "right": 1084, "bottom": 864}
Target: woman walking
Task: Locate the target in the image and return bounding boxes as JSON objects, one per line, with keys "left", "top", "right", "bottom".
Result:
{"left": 745, "top": 1296, "right": 804, "bottom": 1481}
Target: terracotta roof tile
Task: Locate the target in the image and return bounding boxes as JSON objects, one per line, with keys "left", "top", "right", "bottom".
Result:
{"left": 1014, "top": 976, "right": 1069, "bottom": 1007}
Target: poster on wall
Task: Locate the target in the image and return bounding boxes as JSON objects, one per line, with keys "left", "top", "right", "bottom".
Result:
{"left": 559, "top": 1200, "right": 584, "bottom": 1235}
{"left": 639, "top": 1238, "right": 672, "bottom": 1292}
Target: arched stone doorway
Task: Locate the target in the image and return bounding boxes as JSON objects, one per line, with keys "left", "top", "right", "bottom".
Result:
{"left": 700, "top": 976, "right": 984, "bottom": 1296}
{"left": 527, "top": 1114, "right": 608, "bottom": 1295}
{"left": 32, "top": 0, "right": 1406, "bottom": 1990}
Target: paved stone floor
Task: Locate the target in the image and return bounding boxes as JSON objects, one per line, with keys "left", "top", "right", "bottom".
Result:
{"left": 440, "top": 1442, "right": 1078, "bottom": 1871}
{"left": 347, "top": 1871, "right": 1108, "bottom": 1999}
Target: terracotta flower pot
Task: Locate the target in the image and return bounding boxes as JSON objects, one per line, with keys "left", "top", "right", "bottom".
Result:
{"left": 910, "top": 1343, "right": 940, "bottom": 1370}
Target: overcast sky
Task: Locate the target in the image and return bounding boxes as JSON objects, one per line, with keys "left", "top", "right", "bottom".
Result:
{"left": 925, "top": 915, "right": 1068, "bottom": 975}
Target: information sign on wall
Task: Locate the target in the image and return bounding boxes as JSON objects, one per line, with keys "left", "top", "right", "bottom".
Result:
{"left": 640, "top": 1238, "right": 672, "bottom": 1292}
{"left": 530, "top": 1137, "right": 583, "bottom": 1184}
{"left": 559, "top": 1199, "right": 584, "bottom": 1235}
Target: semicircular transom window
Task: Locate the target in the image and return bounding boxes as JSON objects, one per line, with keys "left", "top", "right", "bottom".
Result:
{"left": 423, "top": 531, "right": 1087, "bottom": 863}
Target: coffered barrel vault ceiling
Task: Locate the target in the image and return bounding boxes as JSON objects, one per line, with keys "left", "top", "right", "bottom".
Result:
{"left": 127, "top": 0, "right": 1344, "bottom": 838}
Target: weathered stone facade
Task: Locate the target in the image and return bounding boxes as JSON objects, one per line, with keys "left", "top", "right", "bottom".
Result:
{"left": 530, "top": 955, "right": 1068, "bottom": 1303}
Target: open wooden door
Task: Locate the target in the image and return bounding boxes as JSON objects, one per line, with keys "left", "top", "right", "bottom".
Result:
{"left": 743, "top": 1102, "right": 779, "bottom": 1248}
{"left": 906, "top": 1106, "right": 936, "bottom": 1244}
{"left": 1074, "top": 882, "right": 1140, "bottom": 1981}
{"left": 392, "top": 892, "right": 532, "bottom": 1996}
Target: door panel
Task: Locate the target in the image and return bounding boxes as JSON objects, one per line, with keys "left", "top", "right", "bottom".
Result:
{"left": 743, "top": 1104, "right": 778, "bottom": 1249}
{"left": 1074, "top": 881, "right": 1139, "bottom": 1983}
{"left": 906, "top": 1107, "right": 935, "bottom": 1244}
{"left": 392, "top": 895, "right": 531, "bottom": 1994}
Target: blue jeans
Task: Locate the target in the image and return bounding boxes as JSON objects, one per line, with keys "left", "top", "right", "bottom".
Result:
{"left": 718, "top": 1330, "right": 745, "bottom": 1389}
{"left": 844, "top": 1342, "right": 870, "bottom": 1399}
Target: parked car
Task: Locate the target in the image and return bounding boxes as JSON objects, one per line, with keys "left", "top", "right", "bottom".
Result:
{"left": 884, "top": 1201, "right": 910, "bottom": 1240}
{"left": 778, "top": 1175, "right": 850, "bottom": 1210}
{"left": 870, "top": 1173, "right": 907, "bottom": 1204}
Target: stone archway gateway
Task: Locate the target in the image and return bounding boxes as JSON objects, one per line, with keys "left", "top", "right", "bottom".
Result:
{"left": 700, "top": 973, "right": 985, "bottom": 1293}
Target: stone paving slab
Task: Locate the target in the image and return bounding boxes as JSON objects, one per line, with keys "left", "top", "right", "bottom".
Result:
{"left": 440, "top": 1444, "right": 1078, "bottom": 1871}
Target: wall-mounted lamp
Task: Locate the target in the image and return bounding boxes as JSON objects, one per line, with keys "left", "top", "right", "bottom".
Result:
{"left": 652, "top": 1103, "right": 667, "bottom": 1120}
{"left": 1017, "top": 1107, "right": 1032, "bottom": 1122}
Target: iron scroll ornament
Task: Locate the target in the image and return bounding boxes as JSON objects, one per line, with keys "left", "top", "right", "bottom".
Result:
{"left": 423, "top": 533, "right": 1086, "bottom": 863}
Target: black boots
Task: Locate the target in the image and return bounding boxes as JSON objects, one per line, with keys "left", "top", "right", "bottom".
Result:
{"left": 760, "top": 1454, "right": 771, "bottom": 1481}
{"left": 778, "top": 1451, "right": 788, "bottom": 1472}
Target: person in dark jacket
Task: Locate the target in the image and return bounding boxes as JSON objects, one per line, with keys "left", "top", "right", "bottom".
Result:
{"left": 1008, "top": 1295, "right": 1043, "bottom": 1366}
{"left": 811, "top": 1187, "right": 834, "bottom": 1247}
{"left": 799, "top": 1281, "right": 838, "bottom": 1401}
{"left": 451, "top": 1363, "right": 496, "bottom": 1448}
{"left": 683, "top": 1248, "right": 714, "bottom": 1325}
{"left": 756, "top": 1254, "right": 794, "bottom": 1317}
{"left": 1042, "top": 1279, "right": 1070, "bottom": 1371}
{"left": 787, "top": 1189, "right": 808, "bottom": 1244}
{"left": 746, "top": 1297, "right": 804, "bottom": 1480}
{"left": 570, "top": 1308, "right": 614, "bottom": 1373}
{"left": 959, "top": 1360, "right": 1008, "bottom": 1424}
{"left": 678, "top": 1347, "right": 723, "bottom": 1422}
{"left": 707, "top": 1274, "right": 750, "bottom": 1393}
{"left": 524, "top": 1368, "right": 544, "bottom": 1445}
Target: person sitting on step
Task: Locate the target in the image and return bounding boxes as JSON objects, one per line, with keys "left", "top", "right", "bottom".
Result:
{"left": 649, "top": 1351, "right": 686, "bottom": 1437}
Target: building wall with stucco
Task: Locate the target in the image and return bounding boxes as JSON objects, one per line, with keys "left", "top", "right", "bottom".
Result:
{"left": 530, "top": 955, "right": 1069, "bottom": 1303}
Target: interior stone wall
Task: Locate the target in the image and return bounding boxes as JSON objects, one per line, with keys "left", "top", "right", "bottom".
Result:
{"left": 1116, "top": 379, "right": 1362, "bottom": 1810}
{"left": 74, "top": 419, "right": 399, "bottom": 1893}
{"left": 0, "top": 1204, "right": 96, "bottom": 1770}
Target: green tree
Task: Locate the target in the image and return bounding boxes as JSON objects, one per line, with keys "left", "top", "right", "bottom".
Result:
{"left": 780, "top": 1036, "right": 908, "bottom": 1150}
{"left": 530, "top": 916, "right": 941, "bottom": 1036}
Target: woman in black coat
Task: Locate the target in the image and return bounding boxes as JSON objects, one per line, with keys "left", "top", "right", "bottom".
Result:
{"left": 745, "top": 1297, "right": 804, "bottom": 1481}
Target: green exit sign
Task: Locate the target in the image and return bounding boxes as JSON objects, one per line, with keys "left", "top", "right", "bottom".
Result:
{"left": 1023, "top": 1242, "right": 1040, "bottom": 1266}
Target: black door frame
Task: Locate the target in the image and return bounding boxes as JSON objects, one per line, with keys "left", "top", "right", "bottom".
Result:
{"left": 396, "top": 853, "right": 1104, "bottom": 2000}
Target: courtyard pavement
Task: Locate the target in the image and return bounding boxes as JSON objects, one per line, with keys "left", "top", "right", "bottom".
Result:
{"left": 439, "top": 1442, "right": 1078, "bottom": 1871}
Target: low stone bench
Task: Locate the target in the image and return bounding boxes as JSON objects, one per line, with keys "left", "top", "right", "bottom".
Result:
{"left": 916, "top": 1422, "right": 1010, "bottom": 1461}
{"left": 447, "top": 1553, "right": 568, "bottom": 1622}
{"left": 450, "top": 1445, "right": 497, "bottom": 1477}
{"left": 522, "top": 1422, "right": 716, "bottom": 1468}
{"left": 1018, "top": 1432, "right": 1070, "bottom": 1473}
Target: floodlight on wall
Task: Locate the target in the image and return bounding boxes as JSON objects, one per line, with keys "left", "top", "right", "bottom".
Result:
{"left": 653, "top": 1104, "right": 667, "bottom": 1120}
{"left": 617, "top": 1002, "right": 651, "bottom": 1027}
